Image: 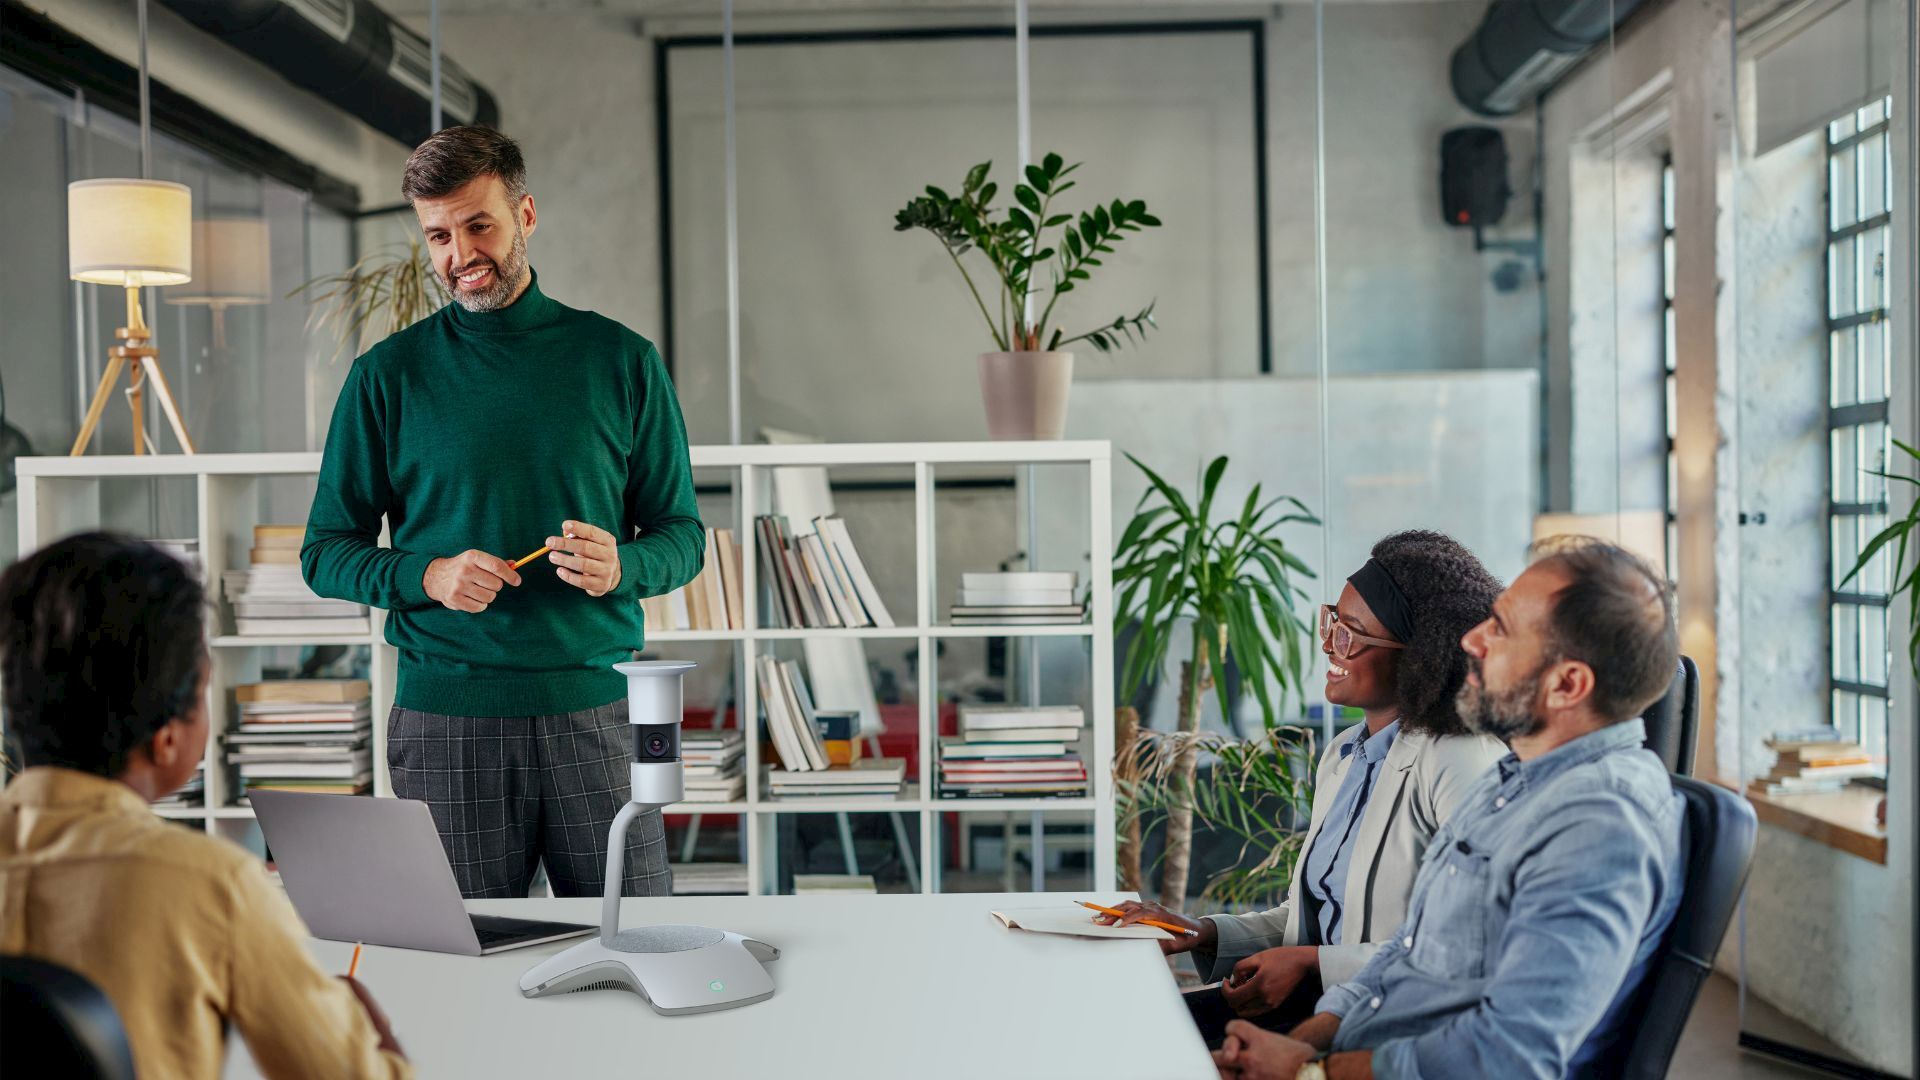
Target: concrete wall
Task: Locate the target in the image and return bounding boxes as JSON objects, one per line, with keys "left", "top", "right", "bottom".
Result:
{"left": 1541, "top": 0, "right": 1915, "bottom": 1071}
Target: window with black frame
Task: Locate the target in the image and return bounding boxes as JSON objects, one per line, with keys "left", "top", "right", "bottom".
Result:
{"left": 1825, "top": 96, "right": 1895, "bottom": 757}
{"left": 1661, "top": 154, "right": 1677, "bottom": 584}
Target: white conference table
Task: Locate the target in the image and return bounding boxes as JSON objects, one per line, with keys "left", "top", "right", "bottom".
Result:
{"left": 224, "top": 892, "right": 1216, "bottom": 1079}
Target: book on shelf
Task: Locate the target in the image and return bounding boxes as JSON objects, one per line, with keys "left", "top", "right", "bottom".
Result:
{"left": 793, "top": 874, "right": 878, "bottom": 895}
{"left": 757, "top": 655, "right": 834, "bottom": 772}
{"left": 963, "top": 726, "right": 1082, "bottom": 743}
{"left": 940, "top": 739, "right": 1073, "bottom": 759}
{"left": 941, "top": 709, "right": 1087, "bottom": 798}
{"left": 235, "top": 680, "right": 370, "bottom": 705}
{"left": 641, "top": 527, "right": 746, "bottom": 632}
{"left": 961, "top": 571, "right": 1076, "bottom": 591}
{"left": 672, "top": 862, "right": 749, "bottom": 896}
{"left": 751, "top": 515, "right": 893, "bottom": 629}
{"left": 223, "top": 541, "right": 369, "bottom": 636}
{"left": 237, "top": 758, "right": 371, "bottom": 780}
{"left": 959, "top": 705, "right": 1085, "bottom": 731}
{"left": 958, "top": 588, "right": 1077, "bottom": 606}
{"left": 766, "top": 757, "right": 906, "bottom": 797}
{"left": 951, "top": 572, "right": 1084, "bottom": 624}
{"left": 1748, "top": 731, "right": 1883, "bottom": 799}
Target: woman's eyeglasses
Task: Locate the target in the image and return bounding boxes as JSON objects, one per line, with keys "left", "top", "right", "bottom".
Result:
{"left": 1318, "top": 604, "right": 1406, "bottom": 660}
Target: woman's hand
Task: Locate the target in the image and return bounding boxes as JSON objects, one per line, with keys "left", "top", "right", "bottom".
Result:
{"left": 1093, "top": 899, "right": 1214, "bottom": 955}
{"left": 1221, "top": 946, "right": 1318, "bottom": 1017}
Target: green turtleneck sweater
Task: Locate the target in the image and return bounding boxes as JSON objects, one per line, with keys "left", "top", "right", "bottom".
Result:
{"left": 301, "top": 271, "right": 704, "bottom": 717}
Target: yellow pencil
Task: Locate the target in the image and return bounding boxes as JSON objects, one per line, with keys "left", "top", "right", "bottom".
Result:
{"left": 510, "top": 546, "right": 550, "bottom": 571}
{"left": 347, "top": 943, "right": 363, "bottom": 979}
{"left": 1076, "top": 900, "right": 1199, "bottom": 936}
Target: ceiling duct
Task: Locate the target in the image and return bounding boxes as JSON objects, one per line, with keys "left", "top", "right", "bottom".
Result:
{"left": 1450, "top": 0, "right": 1646, "bottom": 116}
{"left": 156, "top": 0, "right": 500, "bottom": 147}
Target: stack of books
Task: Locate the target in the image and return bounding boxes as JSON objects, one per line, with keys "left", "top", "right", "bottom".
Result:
{"left": 226, "top": 679, "right": 372, "bottom": 802}
{"left": 757, "top": 654, "right": 905, "bottom": 798}
{"left": 1749, "top": 728, "right": 1883, "bottom": 797}
{"left": 766, "top": 759, "right": 906, "bottom": 799}
{"left": 222, "top": 525, "right": 369, "bottom": 637}
{"left": 950, "top": 571, "right": 1085, "bottom": 625}
{"left": 682, "top": 729, "right": 746, "bottom": 803}
{"left": 755, "top": 515, "right": 893, "bottom": 629}
{"left": 671, "top": 862, "right": 749, "bottom": 895}
{"left": 793, "top": 874, "right": 878, "bottom": 894}
{"left": 641, "top": 527, "right": 746, "bottom": 632}
{"left": 938, "top": 704, "right": 1089, "bottom": 799}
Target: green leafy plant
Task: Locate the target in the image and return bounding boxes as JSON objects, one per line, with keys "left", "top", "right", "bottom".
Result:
{"left": 1119, "top": 725, "right": 1317, "bottom": 909}
{"left": 1841, "top": 437, "right": 1920, "bottom": 675}
{"left": 1112, "top": 453, "right": 1320, "bottom": 911}
{"left": 292, "top": 239, "right": 447, "bottom": 363}
{"left": 894, "top": 153, "right": 1161, "bottom": 353}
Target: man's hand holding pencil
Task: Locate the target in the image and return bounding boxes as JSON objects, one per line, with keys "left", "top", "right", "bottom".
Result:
{"left": 423, "top": 550, "right": 523, "bottom": 613}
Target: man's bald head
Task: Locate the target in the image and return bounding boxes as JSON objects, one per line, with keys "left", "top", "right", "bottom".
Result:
{"left": 1528, "top": 537, "right": 1679, "bottom": 725}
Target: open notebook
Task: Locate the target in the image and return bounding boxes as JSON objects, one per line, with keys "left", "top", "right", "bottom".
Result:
{"left": 989, "top": 906, "right": 1174, "bottom": 941}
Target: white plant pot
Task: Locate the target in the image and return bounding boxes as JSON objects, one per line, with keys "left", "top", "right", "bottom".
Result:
{"left": 977, "top": 350, "right": 1074, "bottom": 440}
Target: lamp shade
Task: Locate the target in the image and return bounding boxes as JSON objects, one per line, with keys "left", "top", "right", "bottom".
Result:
{"left": 67, "top": 178, "right": 193, "bottom": 287}
{"left": 168, "top": 216, "right": 271, "bottom": 305}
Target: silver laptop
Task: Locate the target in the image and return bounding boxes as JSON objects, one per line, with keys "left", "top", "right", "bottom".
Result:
{"left": 250, "top": 790, "right": 595, "bottom": 956}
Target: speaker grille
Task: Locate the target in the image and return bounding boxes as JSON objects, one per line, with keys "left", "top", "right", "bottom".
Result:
{"left": 608, "top": 924, "right": 727, "bottom": 954}
{"left": 569, "top": 980, "right": 631, "bottom": 994}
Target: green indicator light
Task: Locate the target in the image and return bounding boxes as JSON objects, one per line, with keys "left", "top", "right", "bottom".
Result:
{"left": 709, "top": 980, "right": 725, "bottom": 992}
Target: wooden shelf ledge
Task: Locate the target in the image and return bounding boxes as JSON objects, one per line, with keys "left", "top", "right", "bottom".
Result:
{"left": 1745, "top": 784, "right": 1887, "bottom": 865}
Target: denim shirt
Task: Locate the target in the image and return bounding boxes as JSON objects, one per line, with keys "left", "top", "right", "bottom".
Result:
{"left": 1316, "top": 719, "right": 1683, "bottom": 1080}
{"left": 1301, "top": 719, "right": 1401, "bottom": 942}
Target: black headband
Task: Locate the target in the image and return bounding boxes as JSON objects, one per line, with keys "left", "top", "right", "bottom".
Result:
{"left": 1348, "top": 558, "right": 1415, "bottom": 645}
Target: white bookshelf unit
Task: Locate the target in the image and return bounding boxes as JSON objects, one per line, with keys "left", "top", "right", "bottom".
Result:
{"left": 14, "top": 441, "right": 1115, "bottom": 895}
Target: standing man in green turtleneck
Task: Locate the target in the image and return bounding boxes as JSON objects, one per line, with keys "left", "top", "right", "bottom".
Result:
{"left": 302, "top": 126, "right": 704, "bottom": 900}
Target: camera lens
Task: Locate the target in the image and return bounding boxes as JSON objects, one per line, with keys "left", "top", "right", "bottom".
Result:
{"left": 645, "top": 732, "right": 669, "bottom": 757}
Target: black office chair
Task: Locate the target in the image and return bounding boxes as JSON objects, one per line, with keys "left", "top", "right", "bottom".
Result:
{"left": 1641, "top": 655, "right": 1700, "bottom": 775}
{"left": 0, "top": 955, "right": 138, "bottom": 1080}
{"left": 1580, "top": 775, "right": 1758, "bottom": 1079}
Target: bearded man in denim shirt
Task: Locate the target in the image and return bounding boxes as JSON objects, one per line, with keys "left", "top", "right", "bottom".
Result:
{"left": 1215, "top": 539, "right": 1685, "bottom": 1080}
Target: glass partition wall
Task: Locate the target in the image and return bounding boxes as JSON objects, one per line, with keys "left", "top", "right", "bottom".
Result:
{"left": 4, "top": 0, "right": 1913, "bottom": 1063}
{"left": 1729, "top": 0, "right": 1916, "bottom": 1070}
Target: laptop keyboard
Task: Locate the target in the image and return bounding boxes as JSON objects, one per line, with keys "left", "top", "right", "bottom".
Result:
{"left": 470, "top": 914, "right": 591, "bottom": 946}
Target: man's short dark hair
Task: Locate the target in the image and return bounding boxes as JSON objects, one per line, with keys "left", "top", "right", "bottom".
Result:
{"left": 0, "top": 532, "right": 207, "bottom": 777}
{"left": 401, "top": 125, "right": 527, "bottom": 204}
{"left": 1531, "top": 536, "right": 1679, "bottom": 725}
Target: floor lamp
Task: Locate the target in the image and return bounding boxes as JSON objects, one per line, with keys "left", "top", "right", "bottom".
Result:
{"left": 67, "top": 177, "right": 198, "bottom": 455}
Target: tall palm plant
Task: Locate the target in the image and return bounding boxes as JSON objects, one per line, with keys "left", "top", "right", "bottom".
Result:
{"left": 292, "top": 240, "right": 447, "bottom": 364}
{"left": 1113, "top": 453, "right": 1319, "bottom": 911}
{"left": 1841, "top": 437, "right": 1920, "bottom": 675}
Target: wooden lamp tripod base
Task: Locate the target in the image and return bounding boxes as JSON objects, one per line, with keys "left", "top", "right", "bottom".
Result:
{"left": 70, "top": 284, "right": 196, "bottom": 456}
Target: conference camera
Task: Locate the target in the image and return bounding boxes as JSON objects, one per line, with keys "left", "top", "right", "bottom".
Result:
{"left": 622, "top": 659, "right": 692, "bottom": 807}
{"left": 519, "top": 658, "right": 780, "bottom": 1016}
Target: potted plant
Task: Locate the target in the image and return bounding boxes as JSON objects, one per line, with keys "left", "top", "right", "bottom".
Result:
{"left": 1842, "top": 437, "right": 1919, "bottom": 675}
{"left": 292, "top": 239, "right": 447, "bottom": 363}
{"left": 1112, "top": 453, "right": 1320, "bottom": 911}
{"left": 895, "top": 153, "right": 1160, "bottom": 440}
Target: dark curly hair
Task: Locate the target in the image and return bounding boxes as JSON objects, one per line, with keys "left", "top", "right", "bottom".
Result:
{"left": 1367, "top": 530, "right": 1503, "bottom": 737}
{"left": 1, "top": 532, "right": 207, "bottom": 776}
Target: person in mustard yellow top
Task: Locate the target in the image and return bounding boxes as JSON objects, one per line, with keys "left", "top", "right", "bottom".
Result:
{"left": 0, "top": 532, "right": 411, "bottom": 1079}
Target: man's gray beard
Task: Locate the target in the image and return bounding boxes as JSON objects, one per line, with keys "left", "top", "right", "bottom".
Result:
{"left": 1455, "top": 668, "right": 1546, "bottom": 742}
{"left": 445, "top": 221, "right": 528, "bottom": 313}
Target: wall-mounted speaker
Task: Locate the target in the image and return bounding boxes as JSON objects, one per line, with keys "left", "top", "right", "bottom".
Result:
{"left": 1441, "top": 127, "right": 1512, "bottom": 229}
